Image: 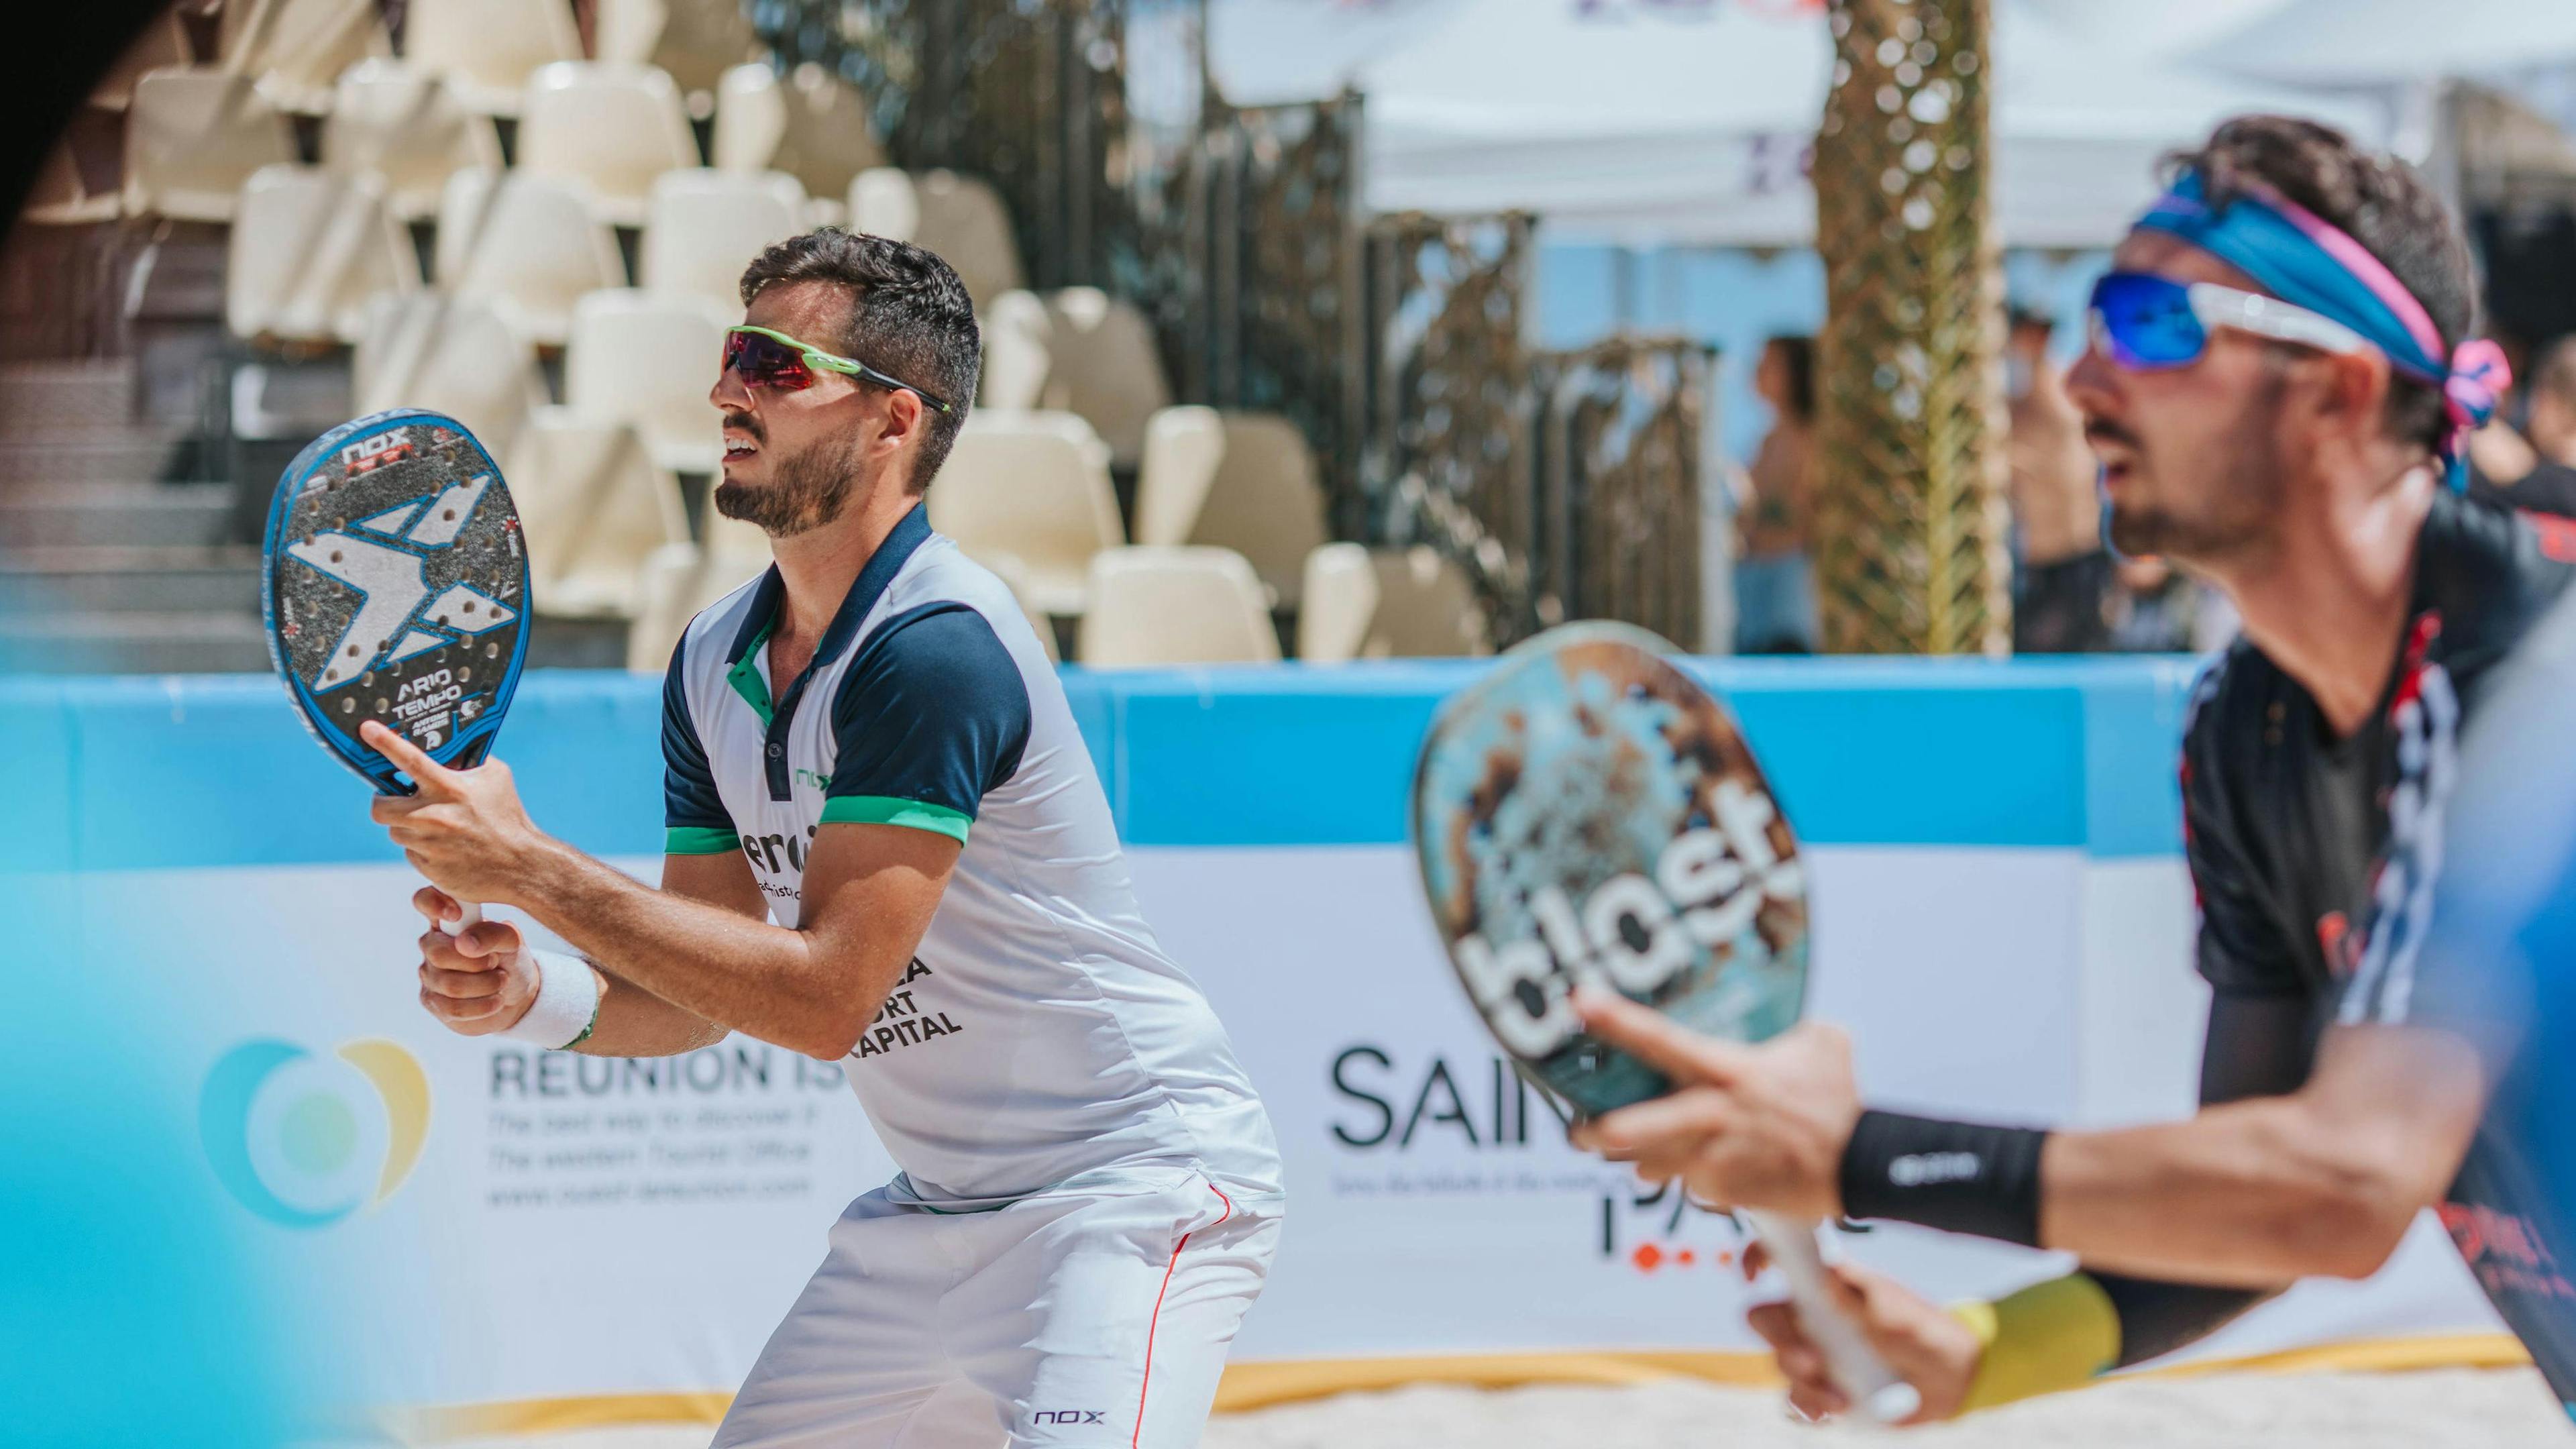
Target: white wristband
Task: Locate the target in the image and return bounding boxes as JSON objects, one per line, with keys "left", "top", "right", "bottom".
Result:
{"left": 502, "top": 948, "right": 602, "bottom": 1050}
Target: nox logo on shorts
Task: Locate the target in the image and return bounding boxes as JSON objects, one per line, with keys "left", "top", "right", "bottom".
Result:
{"left": 1028, "top": 1409, "right": 1108, "bottom": 1426}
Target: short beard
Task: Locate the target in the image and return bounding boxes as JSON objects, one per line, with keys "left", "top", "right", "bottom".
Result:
{"left": 2105, "top": 371, "right": 2285, "bottom": 566}
{"left": 715, "top": 431, "right": 865, "bottom": 537}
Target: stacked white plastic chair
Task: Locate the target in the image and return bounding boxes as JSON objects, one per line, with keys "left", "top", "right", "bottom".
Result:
{"left": 639, "top": 168, "right": 806, "bottom": 315}
{"left": 403, "top": 0, "right": 583, "bottom": 117}
{"left": 564, "top": 289, "right": 734, "bottom": 475}
{"left": 322, "top": 60, "right": 502, "bottom": 224}
{"left": 1134, "top": 407, "right": 1329, "bottom": 608}
{"left": 227, "top": 164, "right": 421, "bottom": 347}
{"left": 925, "top": 412, "right": 1123, "bottom": 618}
{"left": 1295, "top": 543, "right": 1491, "bottom": 663}
{"left": 440, "top": 170, "right": 628, "bottom": 347}
{"left": 122, "top": 68, "right": 296, "bottom": 222}
{"left": 515, "top": 61, "right": 702, "bottom": 228}
{"left": 1077, "top": 547, "right": 1282, "bottom": 667}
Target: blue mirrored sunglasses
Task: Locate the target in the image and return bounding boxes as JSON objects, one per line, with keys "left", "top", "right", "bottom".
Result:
{"left": 2086, "top": 271, "right": 2381, "bottom": 372}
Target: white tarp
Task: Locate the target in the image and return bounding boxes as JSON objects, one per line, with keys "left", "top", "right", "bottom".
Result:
{"left": 2187, "top": 0, "right": 2576, "bottom": 88}
{"left": 1211, "top": 0, "right": 2387, "bottom": 246}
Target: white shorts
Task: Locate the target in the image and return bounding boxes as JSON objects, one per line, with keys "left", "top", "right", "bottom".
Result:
{"left": 714, "top": 1166, "right": 1280, "bottom": 1449}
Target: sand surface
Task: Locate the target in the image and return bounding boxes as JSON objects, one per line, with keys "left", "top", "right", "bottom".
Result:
{"left": 423, "top": 1366, "right": 2569, "bottom": 1449}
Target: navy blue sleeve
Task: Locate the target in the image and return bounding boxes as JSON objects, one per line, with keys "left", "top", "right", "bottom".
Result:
{"left": 821, "top": 604, "right": 1032, "bottom": 843}
{"left": 662, "top": 639, "right": 739, "bottom": 854}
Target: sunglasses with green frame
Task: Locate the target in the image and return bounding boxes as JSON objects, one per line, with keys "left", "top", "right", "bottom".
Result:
{"left": 721, "top": 325, "right": 956, "bottom": 415}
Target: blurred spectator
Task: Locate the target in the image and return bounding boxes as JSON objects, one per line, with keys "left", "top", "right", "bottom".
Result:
{"left": 2106, "top": 556, "right": 2182, "bottom": 651}
{"left": 2524, "top": 337, "right": 2576, "bottom": 466}
{"left": 2469, "top": 335, "right": 2576, "bottom": 519}
{"left": 1733, "top": 335, "right": 1818, "bottom": 654}
{"left": 2005, "top": 305, "right": 2114, "bottom": 653}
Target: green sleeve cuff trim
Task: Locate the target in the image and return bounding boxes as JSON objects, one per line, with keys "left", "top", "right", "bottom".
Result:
{"left": 665, "top": 826, "right": 743, "bottom": 855}
{"left": 820, "top": 795, "right": 973, "bottom": 843}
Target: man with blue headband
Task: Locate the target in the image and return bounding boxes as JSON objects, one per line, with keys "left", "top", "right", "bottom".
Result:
{"left": 1563, "top": 115, "right": 2576, "bottom": 1426}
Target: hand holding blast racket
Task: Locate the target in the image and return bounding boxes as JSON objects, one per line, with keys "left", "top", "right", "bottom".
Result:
{"left": 1409, "top": 621, "right": 1918, "bottom": 1425}
{"left": 261, "top": 409, "right": 531, "bottom": 937}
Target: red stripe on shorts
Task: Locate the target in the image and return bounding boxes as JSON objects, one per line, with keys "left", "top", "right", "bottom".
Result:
{"left": 1132, "top": 1183, "right": 1234, "bottom": 1449}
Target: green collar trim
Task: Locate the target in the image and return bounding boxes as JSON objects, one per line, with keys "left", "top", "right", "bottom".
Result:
{"left": 728, "top": 614, "right": 777, "bottom": 726}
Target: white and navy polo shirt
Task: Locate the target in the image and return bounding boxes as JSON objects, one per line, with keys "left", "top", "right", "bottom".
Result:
{"left": 661, "top": 504, "right": 1282, "bottom": 1206}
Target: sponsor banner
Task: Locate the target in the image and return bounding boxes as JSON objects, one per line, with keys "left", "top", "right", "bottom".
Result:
{"left": 1133, "top": 845, "right": 2500, "bottom": 1371}
{"left": 1, "top": 662, "right": 2506, "bottom": 1424}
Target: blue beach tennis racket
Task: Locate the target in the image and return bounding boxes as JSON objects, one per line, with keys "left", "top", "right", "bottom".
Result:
{"left": 261, "top": 407, "right": 531, "bottom": 932}
{"left": 1411, "top": 621, "right": 1915, "bottom": 1423}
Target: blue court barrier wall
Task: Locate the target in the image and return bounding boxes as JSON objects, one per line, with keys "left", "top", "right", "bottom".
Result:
{"left": 2, "top": 658, "right": 2514, "bottom": 1430}
{"left": 0, "top": 655, "right": 2200, "bottom": 873}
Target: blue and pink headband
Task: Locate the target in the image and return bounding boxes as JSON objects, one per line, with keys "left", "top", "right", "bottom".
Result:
{"left": 2136, "top": 170, "right": 2508, "bottom": 490}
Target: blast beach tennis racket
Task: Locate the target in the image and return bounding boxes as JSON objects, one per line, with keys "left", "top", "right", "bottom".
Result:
{"left": 1410, "top": 621, "right": 1917, "bottom": 1424}
{"left": 262, "top": 408, "right": 531, "bottom": 935}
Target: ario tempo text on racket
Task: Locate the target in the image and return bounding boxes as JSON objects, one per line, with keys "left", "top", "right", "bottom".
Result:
{"left": 260, "top": 407, "right": 530, "bottom": 796}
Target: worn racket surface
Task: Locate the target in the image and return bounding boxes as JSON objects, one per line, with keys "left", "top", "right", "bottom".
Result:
{"left": 261, "top": 408, "right": 529, "bottom": 795}
{"left": 1411, "top": 621, "right": 1913, "bottom": 1421}
{"left": 1412, "top": 621, "right": 1807, "bottom": 1112}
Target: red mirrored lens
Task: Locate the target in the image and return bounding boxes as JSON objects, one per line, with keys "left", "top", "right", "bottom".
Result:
{"left": 722, "top": 332, "right": 814, "bottom": 389}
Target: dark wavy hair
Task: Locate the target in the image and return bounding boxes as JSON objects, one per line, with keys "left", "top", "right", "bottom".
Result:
{"left": 2163, "top": 115, "right": 2476, "bottom": 455}
{"left": 739, "top": 229, "right": 981, "bottom": 492}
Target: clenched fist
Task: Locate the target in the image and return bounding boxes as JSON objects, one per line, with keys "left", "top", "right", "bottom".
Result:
{"left": 1743, "top": 1241, "right": 1984, "bottom": 1426}
{"left": 413, "top": 885, "right": 537, "bottom": 1036}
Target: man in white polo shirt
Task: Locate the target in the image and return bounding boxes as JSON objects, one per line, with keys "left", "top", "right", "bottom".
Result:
{"left": 364, "top": 230, "right": 1284, "bottom": 1448}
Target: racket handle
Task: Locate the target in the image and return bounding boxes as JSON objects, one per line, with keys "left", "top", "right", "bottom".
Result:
{"left": 1742, "top": 1210, "right": 1922, "bottom": 1426}
{"left": 440, "top": 900, "right": 484, "bottom": 938}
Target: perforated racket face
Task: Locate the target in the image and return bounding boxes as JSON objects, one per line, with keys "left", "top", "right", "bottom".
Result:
{"left": 261, "top": 409, "right": 529, "bottom": 796}
{"left": 1411, "top": 622, "right": 1810, "bottom": 1116}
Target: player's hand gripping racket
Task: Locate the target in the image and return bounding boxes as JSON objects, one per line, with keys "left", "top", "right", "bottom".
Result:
{"left": 262, "top": 408, "right": 531, "bottom": 935}
{"left": 1410, "top": 621, "right": 1918, "bottom": 1425}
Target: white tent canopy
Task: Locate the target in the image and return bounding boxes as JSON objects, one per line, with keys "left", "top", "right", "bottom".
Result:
{"left": 2017, "top": 0, "right": 2298, "bottom": 61}
{"left": 2188, "top": 0, "right": 2576, "bottom": 87}
{"left": 1211, "top": 0, "right": 2385, "bottom": 247}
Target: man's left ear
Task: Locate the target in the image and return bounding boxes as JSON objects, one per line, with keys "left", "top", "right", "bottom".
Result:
{"left": 2341, "top": 350, "right": 2394, "bottom": 431}
{"left": 877, "top": 388, "right": 924, "bottom": 455}
{"left": 2299, "top": 349, "right": 2395, "bottom": 455}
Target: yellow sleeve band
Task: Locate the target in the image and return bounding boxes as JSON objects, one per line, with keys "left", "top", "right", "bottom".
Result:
{"left": 1949, "top": 1273, "right": 2123, "bottom": 1415}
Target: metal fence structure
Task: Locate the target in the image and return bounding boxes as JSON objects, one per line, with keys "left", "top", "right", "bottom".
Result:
{"left": 742, "top": 0, "right": 1715, "bottom": 647}
{"left": 1360, "top": 211, "right": 1536, "bottom": 631}
{"left": 1186, "top": 95, "right": 1369, "bottom": 520}
{"left": 750, "top": 0, "right": 1145, "bottom": 290}
{"left": 1532, "top": 336, "right": 1713, "bottom": 646}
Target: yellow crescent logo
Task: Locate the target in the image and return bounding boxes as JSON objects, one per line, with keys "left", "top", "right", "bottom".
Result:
{"left": 200, "top": 1038, "right": 431, "bottom": 1227}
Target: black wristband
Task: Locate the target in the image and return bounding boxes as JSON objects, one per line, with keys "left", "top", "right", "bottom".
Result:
{"left": 1838, "top": 1108, "right": 2049, "bottom": 1247}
